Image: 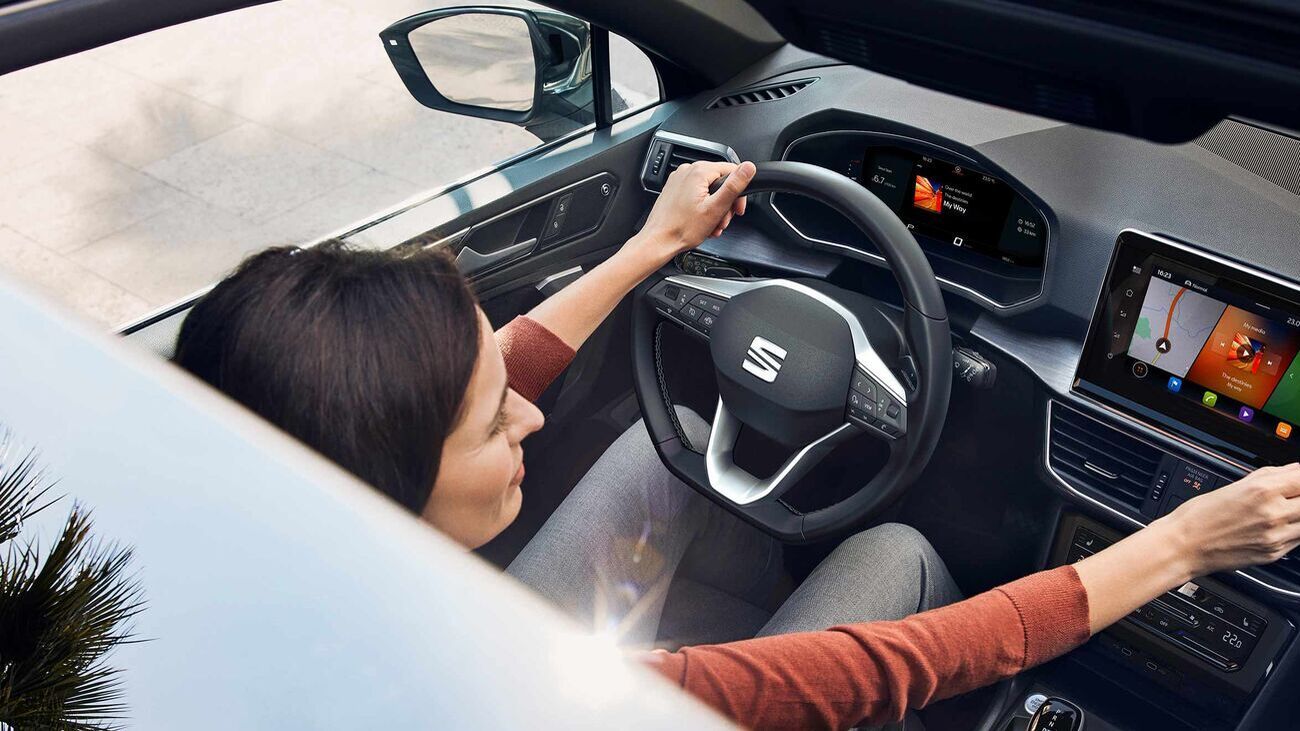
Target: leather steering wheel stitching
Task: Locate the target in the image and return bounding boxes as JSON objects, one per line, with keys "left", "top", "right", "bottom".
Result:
{"left": 653, "top": 322, "right": 698, "bottom": 453}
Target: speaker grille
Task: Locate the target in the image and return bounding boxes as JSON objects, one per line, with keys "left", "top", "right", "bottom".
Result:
{"left": 1194, "top": 119, "right": 1300, "bottom": 196}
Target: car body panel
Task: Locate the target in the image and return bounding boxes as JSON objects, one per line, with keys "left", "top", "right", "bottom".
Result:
{"left": 0, "top": 271, "right": 733, "bottom": 730}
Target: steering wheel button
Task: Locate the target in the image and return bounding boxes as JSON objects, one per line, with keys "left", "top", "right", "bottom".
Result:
{"left": 851, "top": 372, "right": 876, "bottom": 398}
{"left": 697, "top": 312, "right": 717, "bottom": 331}
{"left": 855, "top": 392, "right": 876, "bottom": 415}
{"left": 682, "top": 304, "right": 702, "bottom": 321}
{"left": 886, "top": 402, "right": 901, "bottom": 419}
{"left": 674, "top": 289, "right": 693, "bottom": 309}
{"left": 691, "top": 294, "right": 725, "bottom": 314}
{"left": 848, "top": 406, "right": 873, "bottom": 426}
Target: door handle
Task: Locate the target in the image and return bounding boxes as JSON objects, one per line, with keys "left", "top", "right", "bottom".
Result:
{"left": 455, "top": 238, "right": 537, "bottom": 274}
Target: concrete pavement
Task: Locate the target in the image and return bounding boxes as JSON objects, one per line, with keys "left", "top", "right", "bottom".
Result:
{"left": 0, "top": 0, "right": 655, "bottom": 327}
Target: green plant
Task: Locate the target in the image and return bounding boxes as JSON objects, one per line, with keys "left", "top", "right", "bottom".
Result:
{"left": 0, "top": 435, "right": 144, "bottom": 730}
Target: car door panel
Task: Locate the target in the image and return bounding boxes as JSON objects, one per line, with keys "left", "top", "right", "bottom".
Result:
{"left": 443, "top": 170, "right": 620, "bottom": 278}
{"left": 341, "top": 104, "right": 676, "bottom": 296}
{"left": 122, "top": 103, "right": 675, "bottom": 358}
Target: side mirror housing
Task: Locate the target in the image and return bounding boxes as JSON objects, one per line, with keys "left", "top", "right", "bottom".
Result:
{"left": 380, "top": 7, "right": 597, "bottom": 142}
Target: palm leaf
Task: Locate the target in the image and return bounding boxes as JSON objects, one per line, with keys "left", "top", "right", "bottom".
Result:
{"left": 0, "top": 432, "right": 145, "bottom": 730}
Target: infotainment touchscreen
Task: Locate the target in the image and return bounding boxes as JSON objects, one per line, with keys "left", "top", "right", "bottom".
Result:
{"left": 1075, "top": 230, "right": 1300, "bottom": 466}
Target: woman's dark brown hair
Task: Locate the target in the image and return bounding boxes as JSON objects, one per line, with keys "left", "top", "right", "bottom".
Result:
{"left": 172, "top": 240, "right": 481, "bottom": 513}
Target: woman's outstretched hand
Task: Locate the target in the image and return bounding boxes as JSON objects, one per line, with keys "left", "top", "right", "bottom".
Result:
{"left": 633, "top": 160, "right": 757, "bottom": 266}
{"left": 1162, "top": 463, "right": 1300, "bottom": 575}
{"left": 1074, "top": 463, "right": 1300, "bottom": 634}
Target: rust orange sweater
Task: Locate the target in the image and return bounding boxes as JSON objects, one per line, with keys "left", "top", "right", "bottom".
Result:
{"left": 496, "top": 315, "right": 1092, "bottom": 731}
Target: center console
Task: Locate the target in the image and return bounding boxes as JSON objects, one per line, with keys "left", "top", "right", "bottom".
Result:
{"left": 1019, "top": 229, "right": 1300, "bottom": 730}
{"left": 981, "top": 513, "right": 1292, "bottom": 731}
{"left": 1053, "top": 517, "right": 1287, "bottom": 704}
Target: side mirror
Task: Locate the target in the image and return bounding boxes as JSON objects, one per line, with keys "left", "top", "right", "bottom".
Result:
{"left": 380, "top": 7, "right": 597, "bottom": 142}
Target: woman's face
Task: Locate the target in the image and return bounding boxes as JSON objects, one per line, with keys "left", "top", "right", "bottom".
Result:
{"left": 423, "top": 309, "right": 545, "bottom": 548}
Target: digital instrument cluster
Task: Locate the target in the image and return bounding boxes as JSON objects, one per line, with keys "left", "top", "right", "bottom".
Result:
{"left": 856, "top": 146, "right": 1046, "bottom": 267}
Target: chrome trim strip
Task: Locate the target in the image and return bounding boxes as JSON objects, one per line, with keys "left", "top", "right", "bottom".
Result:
{"left": 419, "top": 226, "right": 470, "bottom": 251}
{"left": 1082, "top": 461, "right": 1119, "bottom": 480}
{"left": 665, "top": 274, "right": 907, "bottom": 404}
{"left": 1044, "top": 400, "right": 1300, "bottom": 600}
{"left": 536, "top": 265, "right": 584, "bottom": 290}
{"left": 705, "top": 398, "right": 855, "bottom": 505}
{"left": 640, "top": 131, "right": 740, "bottom": 194}
{"left": 1069, "top": 391, "right": 1251, "bottom": 473}
{"left": 769, "top": 129, "right": 1052, "bottom": 311}
{"left": 117, "top": 286, "right": 214, "bottom": 335}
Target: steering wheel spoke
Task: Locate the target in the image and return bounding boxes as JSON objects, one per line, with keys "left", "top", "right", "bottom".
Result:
{"left": 704, "top": 398, "right": 856, "bottom": 505}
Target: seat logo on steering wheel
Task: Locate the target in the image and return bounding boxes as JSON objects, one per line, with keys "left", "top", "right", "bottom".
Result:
{"left": 742, "top": 336, "right": 787, "bottom": 384}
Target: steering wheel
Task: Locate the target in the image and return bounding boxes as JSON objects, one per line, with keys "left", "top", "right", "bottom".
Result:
{"left": 631, "top": 161, "right": 952, "bottom": 542}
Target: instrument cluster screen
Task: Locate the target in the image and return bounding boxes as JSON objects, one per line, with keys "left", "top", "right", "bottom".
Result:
{"left": 858, "top": 146, "right": 1046, "bottom": 267}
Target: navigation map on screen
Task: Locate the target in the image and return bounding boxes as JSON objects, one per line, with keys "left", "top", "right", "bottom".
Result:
{"left": 1128, "top": 279, "right": 1226, "bottom": 377}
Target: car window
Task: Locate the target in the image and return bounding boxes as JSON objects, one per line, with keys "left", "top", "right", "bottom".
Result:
{"left": 610, "top": 32, "right": 661, "bottom": 118}
{"left": 0, "top": 0, "right": 660, "bottom": 329}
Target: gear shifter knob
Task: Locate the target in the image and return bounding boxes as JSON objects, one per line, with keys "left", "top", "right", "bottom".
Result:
{"left": 1027, "top": 697, "right": 1084, "bottom": 731}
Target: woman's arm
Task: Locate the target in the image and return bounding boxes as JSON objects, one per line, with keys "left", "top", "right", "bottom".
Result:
{"left": 520, "top": 161, "right": 756, "bottom": 351}
{"left": 647, "top": 465, "right": 1300, "bottom": 731}
{"left": 1076, "top": 463, "right": 1300, "bottom": 630}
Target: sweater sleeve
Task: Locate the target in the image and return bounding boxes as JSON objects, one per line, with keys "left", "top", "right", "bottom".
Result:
{"left": 644, "top": 565, "right": 1090, "bottom": 731}
{"left": 495, "top": 316, "right": 577, "bottom": 402}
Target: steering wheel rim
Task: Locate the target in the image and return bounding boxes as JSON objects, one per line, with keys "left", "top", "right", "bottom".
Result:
{"left": 631, "top": 160, "right": 951, "bottom": 542}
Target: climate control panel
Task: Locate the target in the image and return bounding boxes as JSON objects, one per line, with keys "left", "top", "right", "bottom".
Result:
{"left": 1049, "top": 515, "right": 1290, "bottom": 712}
{"left": 1065, "top": 526, "right": 1266, "bottom": 671}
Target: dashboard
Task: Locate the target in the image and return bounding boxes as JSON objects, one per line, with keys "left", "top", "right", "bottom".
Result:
{"left": 644, "top": 57, "right": 1300, "bottom": 731}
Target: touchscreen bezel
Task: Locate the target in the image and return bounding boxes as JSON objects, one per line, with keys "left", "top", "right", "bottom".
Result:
{"left": 1074, "top": 229, "right": 1300, "bottom": 468}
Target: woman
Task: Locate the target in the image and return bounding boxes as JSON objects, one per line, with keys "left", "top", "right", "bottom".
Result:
{"left": 173, "top": 160, "right": 1300, "bottom": 730}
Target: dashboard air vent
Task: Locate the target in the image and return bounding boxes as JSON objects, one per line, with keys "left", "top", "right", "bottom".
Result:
{"left": 666, "top": 145, "right": 726, "bottom": 171}
{"left": 706, "top": 79, "right": 817, "bottom": 110}
{"left": 1048, "top": 403, "right": 1162, "bottom": 512}
{"left": 641, "top": 132, "right": 738, "bottom": 193}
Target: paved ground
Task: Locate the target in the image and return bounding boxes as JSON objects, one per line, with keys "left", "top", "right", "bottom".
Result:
{"left": 0, "top": 0, "right": 655, "bottom": 327}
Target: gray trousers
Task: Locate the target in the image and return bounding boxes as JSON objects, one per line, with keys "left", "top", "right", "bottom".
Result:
{"left": 507, "top": 410, "right": 962, "bottom": 648}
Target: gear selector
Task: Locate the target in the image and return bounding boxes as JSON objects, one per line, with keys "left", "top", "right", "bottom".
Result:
{"left": 1027, "top": 697, "right": 1084, "bottom": 731}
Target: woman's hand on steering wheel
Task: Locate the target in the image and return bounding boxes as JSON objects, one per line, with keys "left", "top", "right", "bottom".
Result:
{"left": 517, "top": 161, "right": 752, "bottom": 358}
{"left": 632, "top": 160, "right": 757, "bottom": 266}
